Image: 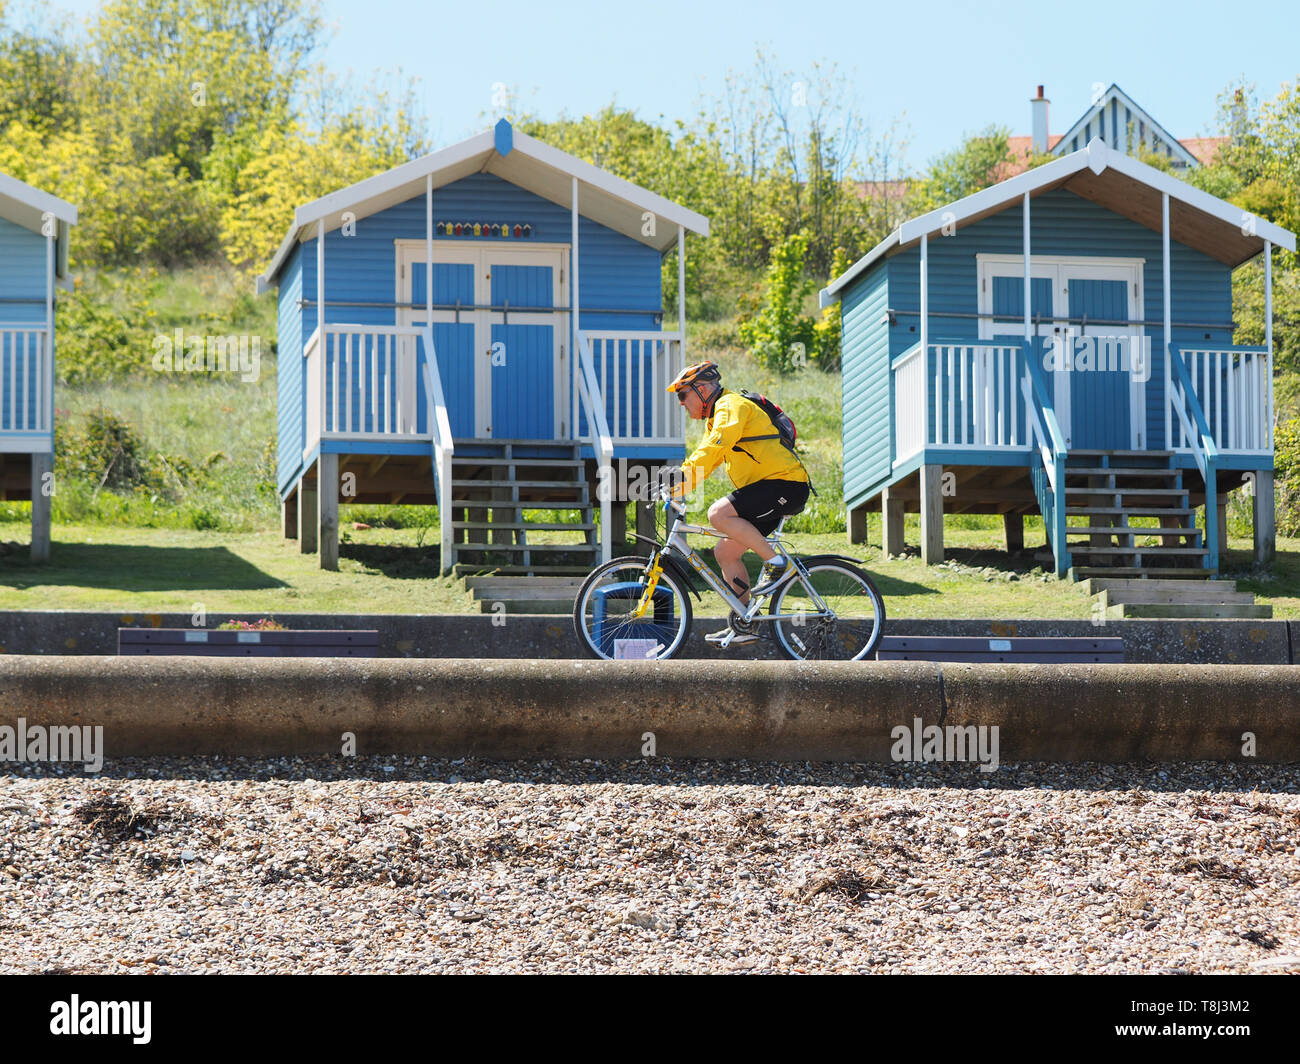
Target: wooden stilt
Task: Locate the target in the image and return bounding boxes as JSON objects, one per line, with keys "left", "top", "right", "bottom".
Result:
{"left": 30, "top": 451, "right": 51, "bottom": 562}
{"left": 319, "top": 453, "right": 339, "bottom": 570}
{"left": 920, "top": 464, "right": 944, "bottom": 565}
{"left": 1003, "top": 512, "right": 1024, "bottom": 553}
{"left": 299, "top": 475, "right": 318, "bottom": 554}
{"left": 848, "top": 504, "right": 867, "bottom": 545}
{"left": 882, "top": 488, "right": 904, "bottom": 556}
{"left": 1253, "top": 470, "right": 1275, "bottom": 565}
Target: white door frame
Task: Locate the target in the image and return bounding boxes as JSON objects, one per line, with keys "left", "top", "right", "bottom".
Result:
{"left": 977, "top": 254, "right": 1145, "bottom": 449}
{"left": 395, "top": 241, "right": 568, "bottom": 438}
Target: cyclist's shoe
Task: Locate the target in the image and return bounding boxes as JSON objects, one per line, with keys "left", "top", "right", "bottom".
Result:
{"left": 705, "top": 624, "right": 759, "bottom": 647}
{"left": 750, "top": 557, "right": 790, "bottom": 596}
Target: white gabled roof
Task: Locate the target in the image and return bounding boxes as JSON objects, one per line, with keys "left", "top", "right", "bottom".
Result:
{"left": 820, "top": 138, "right": 1296, "bottom": 306}
{"left": 1052, "top": 83, "right": 1199, "bottom": 168}
{"left": 0, "top": 172, "right": 78, "bottom": 284}
{"left": 259, "top": 119, "right": 710, "bottom": 291}
{"left": 0, "top": 171, "right": 77, "bottom": 233}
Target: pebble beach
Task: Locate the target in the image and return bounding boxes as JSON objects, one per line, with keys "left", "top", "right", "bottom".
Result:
{"left": 2, "top": 758, "right": 1298, "bottom": 975}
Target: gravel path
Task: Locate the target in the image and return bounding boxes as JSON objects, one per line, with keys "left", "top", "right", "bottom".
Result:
{"left": 2, "top": 758, "right": 1298, "bottom": 974}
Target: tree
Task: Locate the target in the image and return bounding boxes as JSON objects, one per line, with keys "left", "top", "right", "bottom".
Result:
{"left": 87, "top": 0, "right": 322, "bottom": 179}
{"left": 0, "top": 7, "right": 81, "bottom": 134}
{"left": 906, "top": 126, "right": 1015, "bottom": 213}
{"left": 737, "top": 231, "right": 817, "bottom": 374}
{"left": 1186, "top": 80, "right": 1300, "bottom": 417}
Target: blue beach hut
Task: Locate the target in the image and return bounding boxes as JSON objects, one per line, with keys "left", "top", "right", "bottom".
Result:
{"left": 258, "top": 119, "right": 709, "bottom": 572}
{"left": 821, "top": 139, "right": 1295, "bottom": 578}
{"left": 0, "top": 172, "right": 77, "bottom": 561}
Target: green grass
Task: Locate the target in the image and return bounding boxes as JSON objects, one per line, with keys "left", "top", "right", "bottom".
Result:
{"left": 6, "top": 515, "right": 1296, "bottom": 619}
{"left": 39, "top": 373, "right": 280, "bottom": 532}
{"left": 0, "top": 521, "right": 474, "bottom": 615}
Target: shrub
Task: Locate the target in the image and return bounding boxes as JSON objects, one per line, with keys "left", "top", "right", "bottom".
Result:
{"left": 217, "top": 618, "right": 286, "bottom": 631}
{"left": 811, "top": 246, "right": 851, "bottom": 373}
{"left": 55, "top": 270, "right": 159, "bottom": 383}
{"left": 1276, "top": 478, "right": 1300, "bottom": 538}
{"left": 57, "top": 410, "right": 156, "bottom": 492}
{"left": 737, "top": 231, "right": 817, "bottom": 375}
{"left": 1275, "top": 418, "right": 1300, "bottom": 537}
{"left": 1274, "top": 417, "right": 1300, "bottom": 480}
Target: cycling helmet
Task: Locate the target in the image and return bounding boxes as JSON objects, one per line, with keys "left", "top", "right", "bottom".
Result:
{"left": 667, "top": 361, "right": 721, "bottom": 392}
{"left": 668, "top": 362, "right": 722, "bottom": 410}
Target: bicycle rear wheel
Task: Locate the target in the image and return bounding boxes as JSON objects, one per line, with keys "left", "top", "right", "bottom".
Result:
{"left": 768, "top": 559, "right": 885, "bottom": 661}
{"left": 572, "top": 555, "right": 694, "bottom": 660}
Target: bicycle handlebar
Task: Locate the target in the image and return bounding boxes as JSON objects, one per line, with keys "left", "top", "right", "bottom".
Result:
{"left": 656, "top": 487, "right": 687, "bottom": 521}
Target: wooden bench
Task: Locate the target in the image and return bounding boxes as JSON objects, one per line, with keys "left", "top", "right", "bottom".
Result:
{"left": 118, "top": 629, "right": 379, "bottom": 657}
{"left": 876, "top": 636, "right": 1124, "bottom": 664}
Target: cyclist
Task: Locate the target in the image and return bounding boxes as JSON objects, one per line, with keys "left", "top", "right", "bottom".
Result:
{"left": 667, "top": 361, "right": 810, "bottom": 646}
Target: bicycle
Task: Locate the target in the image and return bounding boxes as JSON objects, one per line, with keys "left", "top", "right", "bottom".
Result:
{"left": 572, "top": 487, "right": 886, "bottom": 661}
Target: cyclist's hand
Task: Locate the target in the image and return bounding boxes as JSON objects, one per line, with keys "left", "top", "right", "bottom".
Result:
{"left": 658, "top": 486, "right": 686, "bottom": 513}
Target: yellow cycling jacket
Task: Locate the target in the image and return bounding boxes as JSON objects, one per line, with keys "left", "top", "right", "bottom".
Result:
{"left": 677, "top": 389, "right": 809, "bottom": 495}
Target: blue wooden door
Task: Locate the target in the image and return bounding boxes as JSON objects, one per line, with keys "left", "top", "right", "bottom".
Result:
{"left": 410, "top": 261, "right": 477, "bottom": 437}
{"left": 487, "top": 258, "right": 557, "bottom": 439}
{"left": 1067, "top": 278, "right": 1130, "bottom": 450}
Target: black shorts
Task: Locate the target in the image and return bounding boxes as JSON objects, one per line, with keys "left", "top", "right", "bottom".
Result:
{"left": 727, "top": 479, "right": 810, "bottom": 536}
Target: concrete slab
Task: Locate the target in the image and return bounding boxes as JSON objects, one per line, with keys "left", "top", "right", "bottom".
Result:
{"left": 0, "top": 613, "right": 1293, "bottom": 664}
{"left": 0, "top": 657, "right": 1296, "bottom": 763}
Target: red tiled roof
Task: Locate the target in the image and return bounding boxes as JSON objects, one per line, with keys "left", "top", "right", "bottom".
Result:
{"left": 1179, "top": 137, "right": 1228, "bottom": 165}
{"left": 997, "top": 134, "right": 1064, "bottom": 179}
{"left": 855, "top": 179, "right": 911, "bottom": 202}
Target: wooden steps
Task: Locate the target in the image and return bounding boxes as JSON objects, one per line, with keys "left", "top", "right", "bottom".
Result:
{"left": 453, "top": 563, "right": 591, "bottom": 578}
{"left": 1065, "top": 526, "right": 1197, "bottom": 537}
{"left": 451, "top": 520, "right": 596, "bottom": 533}
{"left": 1059, "top": 451, "right": 1211, "bottom": 578}
{"left": 447, "top": 439, "right": 599, "bottom": 572}
{"left": 463, "top": 574, "right": 585, "bottom": 615}
{"left": 1080, "top": 576, "right": 1271, "bottom": 620}
{"left": 1070, "top": 566, "right": 1219, "bottom": 579}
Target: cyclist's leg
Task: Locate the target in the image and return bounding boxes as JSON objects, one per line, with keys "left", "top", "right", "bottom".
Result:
{"left": 708, "top": 494, "right": 778, "bottom": 606}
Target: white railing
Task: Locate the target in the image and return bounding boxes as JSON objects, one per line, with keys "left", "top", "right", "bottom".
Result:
{"left": 893, "top": 340, "right": 1028, "bottom": 463}
{"left": 1020, "top": 368, "right": 1060, "bottom": 493}
{"left": 1168, "top": 346, "right": 1272, "bottom": 454}
{"left": 303, "top": 326, "right": 322, "bottom": 453}
{"left": 0, "top": 325, "right": 50, "bottom": 438}
{"left": 575, "top": 332, "right": 615, "bottom": 562}
{"left": 892, "top": 343, "right": 926, "bottom": 462}
{"left": 419, "top": 325, "right": 456, "bottom": 575}
{"left": 929, "top": 341, "right": 1026, "bottom": 449}
{"left": 306, "top": 324, "right": 428, "bottom": 441}
{"left": 303, "top": 323, "right": 455, "bottom": 572}
{"left": 578, "top": 330, "right": 683, "bottom": 446}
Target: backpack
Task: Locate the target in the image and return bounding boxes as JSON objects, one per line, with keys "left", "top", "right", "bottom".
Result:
{"left": 737, "top": 390, "right": 798, "bottom": 452}
{"left": 734, "top": 390, "right": 817, "bottom": 495}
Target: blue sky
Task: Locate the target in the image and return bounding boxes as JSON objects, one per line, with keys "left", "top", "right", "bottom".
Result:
{"left": 43, "top": 0, "right": 1300, "bottom": 173}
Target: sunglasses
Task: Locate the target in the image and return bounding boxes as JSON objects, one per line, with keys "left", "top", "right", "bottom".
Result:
{"left": 675, "top": 390, "right": 690, "bottom": 404}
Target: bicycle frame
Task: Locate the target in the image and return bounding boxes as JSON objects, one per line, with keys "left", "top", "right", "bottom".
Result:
{"left": 647, "top": 494, "right": 833, "bottom": 625}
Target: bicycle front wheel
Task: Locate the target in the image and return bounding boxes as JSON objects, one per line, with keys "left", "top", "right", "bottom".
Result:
{"left": 768, "top": 559, "right": 885, "bottom": 661}
{"left": 572, "top": 555, "right": 694, "bottom": 660}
